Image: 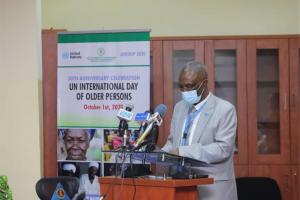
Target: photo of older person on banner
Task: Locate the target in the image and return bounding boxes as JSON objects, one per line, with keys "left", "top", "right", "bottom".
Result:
{"left": 57, "top": 128, "right": 102, "bottom": 161}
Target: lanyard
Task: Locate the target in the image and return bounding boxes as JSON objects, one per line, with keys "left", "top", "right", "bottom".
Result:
{"left": 180, "top": 102, "right": 207, "bottom": 146}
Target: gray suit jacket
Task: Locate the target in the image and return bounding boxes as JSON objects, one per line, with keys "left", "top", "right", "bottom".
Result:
{"left": 162, "top": 93, "right": 237, "bottom": 181}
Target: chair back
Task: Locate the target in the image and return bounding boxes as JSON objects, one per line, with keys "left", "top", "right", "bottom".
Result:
{"left": 236, "top": 177, "right": 281, "bottom": 200}
{"left": 36, "top": 176, "right": 80, "bottom": 200}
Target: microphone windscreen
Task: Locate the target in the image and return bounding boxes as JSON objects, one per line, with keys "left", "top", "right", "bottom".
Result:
{"left": 154, "top": 104, "right": 167, "bottom": 118}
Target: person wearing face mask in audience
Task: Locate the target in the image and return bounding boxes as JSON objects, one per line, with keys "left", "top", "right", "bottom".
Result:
{"left": 162, "top": 61, "right": 237, "bottom": 200}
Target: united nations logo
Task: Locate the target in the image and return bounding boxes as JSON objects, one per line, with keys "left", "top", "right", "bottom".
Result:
{"left": 62, "top": 52, "right": 70, "bottom": 59}
{"left": 56, "top": 188, "right": 65, "bottom": 199}
{"left": 97, "top": 48, "right": 105, "bottom": 56}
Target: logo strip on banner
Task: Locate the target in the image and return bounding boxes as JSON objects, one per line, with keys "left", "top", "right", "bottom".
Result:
{"left": 58, "top": 42, "right": 150, "bottom": 67}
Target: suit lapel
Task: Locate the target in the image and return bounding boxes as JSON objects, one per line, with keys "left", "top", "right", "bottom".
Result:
{"left": 191, "top": 94, "right": 216, "bottom": 144}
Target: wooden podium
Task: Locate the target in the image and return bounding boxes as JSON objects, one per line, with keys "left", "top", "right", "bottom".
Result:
{"left": 100, "top": 176, "right": 213, "bottom": 200}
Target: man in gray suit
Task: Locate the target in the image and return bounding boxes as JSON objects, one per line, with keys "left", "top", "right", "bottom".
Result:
{"left": 162, "top": 61, "right": 238, "bottom": 200}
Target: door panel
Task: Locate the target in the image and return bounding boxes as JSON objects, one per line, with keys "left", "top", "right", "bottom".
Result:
{"left": 151, "top": 41, "right": 165, "bottom": 146}
{"left": 162, "top": 40, "right": 204, "bottom": 140}
{"left": 234, "top": 165, "right": 249, "bottom": 177}
{"left": 247, "top": 39, "right": 290, "bottom": 164}
{"left": 205, "top": 40, "right": 247, "bottom": 164}
{"left": 289, "top": 38, "right": 300, "bottom": 164}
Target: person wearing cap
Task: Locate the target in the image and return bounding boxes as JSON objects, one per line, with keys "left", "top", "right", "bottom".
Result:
{"left": 62, "top": 163, "right": 77, "bottom": 177}
{"left": 63, "top": 129, "right": 95, "bottom": 160}
{"left": 79, "top": 162, "right": 100, "bottom": 200}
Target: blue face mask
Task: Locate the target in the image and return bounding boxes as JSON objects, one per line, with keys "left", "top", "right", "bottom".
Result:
{"left": 181, "top": 80, "right": 206, "bottom": 105}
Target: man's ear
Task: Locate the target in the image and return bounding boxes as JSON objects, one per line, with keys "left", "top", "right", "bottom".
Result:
{"left": 202, "top": 78, "right": 208, "bottom": 85}
{"left": 202, "top": 79, "right": 208, "bottom": 90}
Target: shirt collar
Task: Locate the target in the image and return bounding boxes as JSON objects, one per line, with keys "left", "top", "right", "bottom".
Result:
{"left": 193, "top": 92, "right": 211, "bottom": 111}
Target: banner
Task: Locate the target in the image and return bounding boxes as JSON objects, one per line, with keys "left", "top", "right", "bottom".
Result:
{"left": 57, "top": 31, "right": 150, "bottom": 128}
{"left": 53, "top": 31, "right": 150, "bottom": 200}
{"left": 56, "top": 31, "right": 151, "bottom": 185}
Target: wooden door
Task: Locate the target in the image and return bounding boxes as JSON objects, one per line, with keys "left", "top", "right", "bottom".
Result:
{"left": 234, "top": 165, "right": 249, "bottom": 177}
{"left": 289, "top": 38, "right": 300, "bottom": 165}
{"left": 247, "top": 39, "right": 290, "bottom": 164}
{"left": 289, "top": 38, "right": 300, "bottom": 200}
{"left": 291, "top": 166, "right": 299, "bottom": 200}
{"left": 150, "top": 40, "right": 164, "bottom": 146}
{"left": 205, "top": 40, "right": 247, "bottom": 164}
{"left": 162, "top": 40, "right": 204, "bottom": 141}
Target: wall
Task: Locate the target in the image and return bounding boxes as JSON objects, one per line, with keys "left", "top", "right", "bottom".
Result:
{"left": 42, "top": 0, "right": 299, "bottom": 36}
{"left": 0, "top": 0, "right": 42, "bottom": 199}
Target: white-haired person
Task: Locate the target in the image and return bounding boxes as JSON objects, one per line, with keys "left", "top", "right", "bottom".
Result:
{"left": 62, "top": 129, "right": 95, "bottom": 160}
{"left": 79, "top": 162, "right": 100, "bottom": 200}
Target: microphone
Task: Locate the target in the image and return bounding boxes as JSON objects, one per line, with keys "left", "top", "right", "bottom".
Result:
{"left": 117, "top": 104, "right": 134, "bottom": 141}
{"left": 128, "top": 111, "right": 151, "bottom": 148}
{"left": 145, "top": 121, "right": 159, "bottom": 152}
{"left": 134, "top": 104, "right": 167, "bottom": 149}
{"left": 135, "top": 111, "right": 151, "bottom": 133}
